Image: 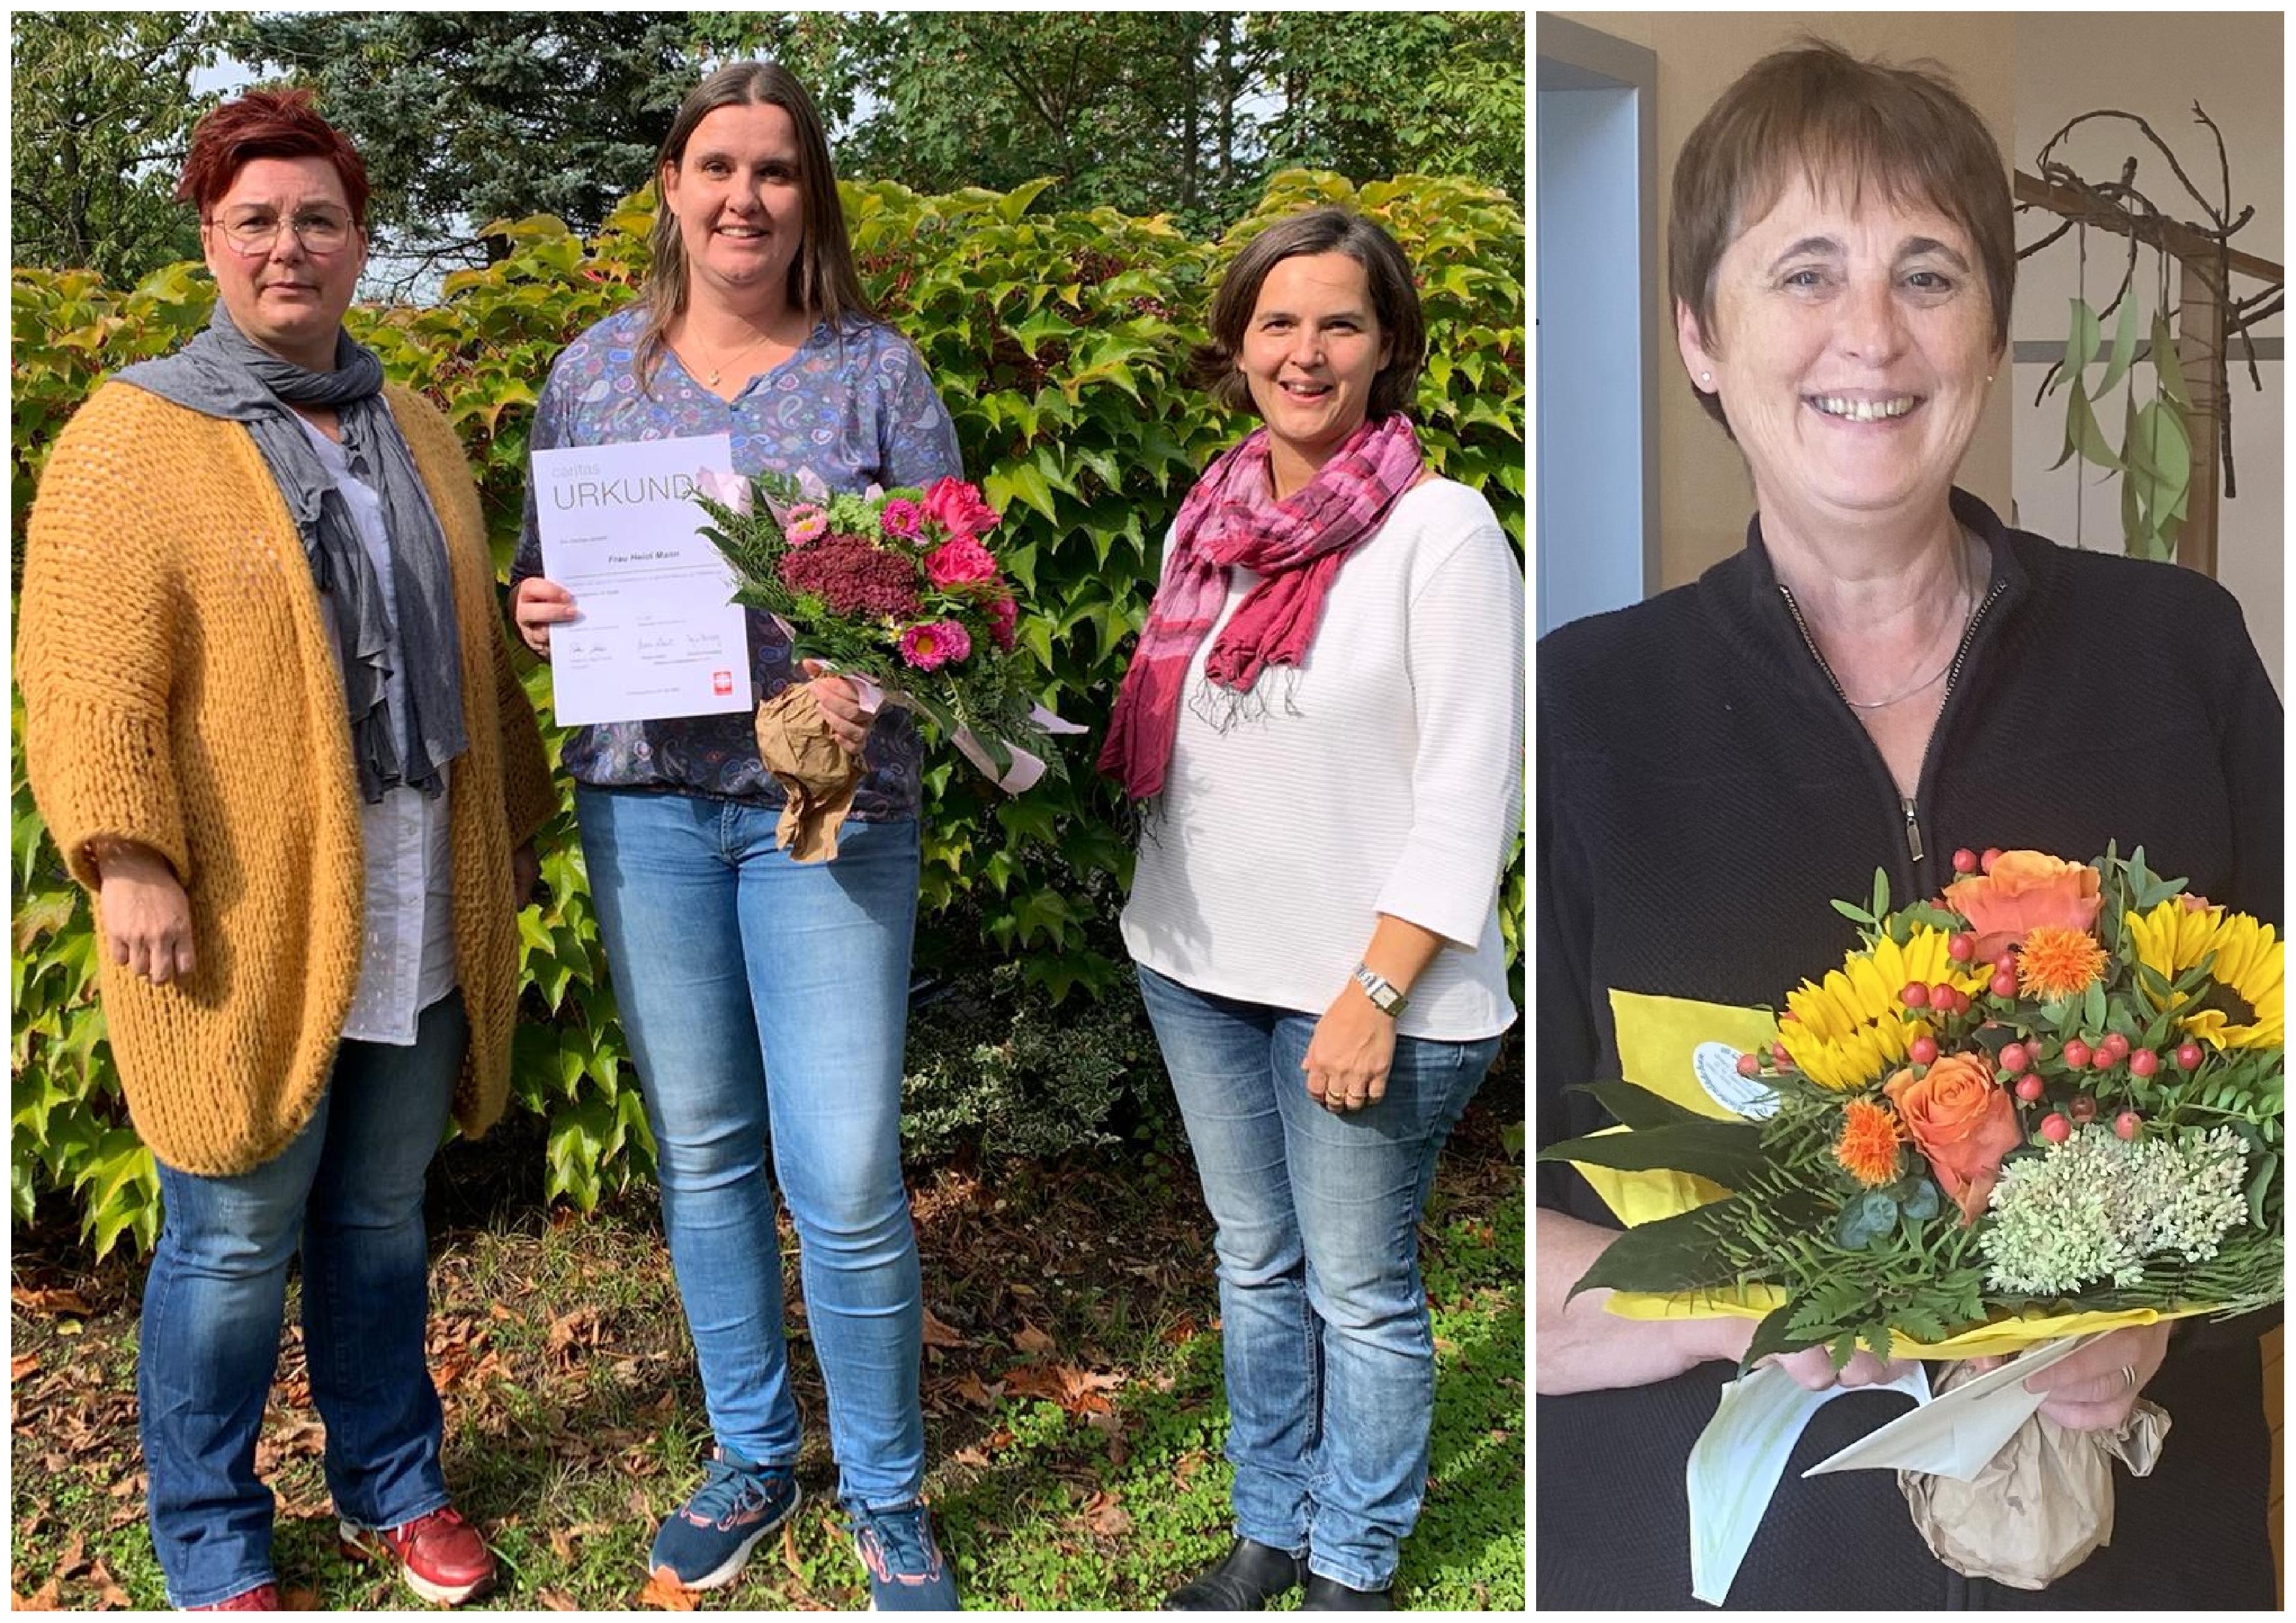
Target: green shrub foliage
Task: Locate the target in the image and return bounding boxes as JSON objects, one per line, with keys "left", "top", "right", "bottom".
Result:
{"left": 11, "top": 172, "right": 1524, "bottom": 1255}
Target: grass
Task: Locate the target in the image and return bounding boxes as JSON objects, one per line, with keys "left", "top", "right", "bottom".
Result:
{"left": 9, "top": 1102, "right": 1525, "bottom": 1610}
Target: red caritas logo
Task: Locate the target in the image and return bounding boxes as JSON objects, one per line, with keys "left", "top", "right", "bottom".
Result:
{"left": 712, "top": 671, "right": 734, "bottom": 696}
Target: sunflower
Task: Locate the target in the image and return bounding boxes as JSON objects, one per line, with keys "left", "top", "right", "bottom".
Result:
{"left": 2017, "top": 925, "right": 2109, "bottom": 1001}
{"left": 1833, "top": 1097, "right": 1905, "bottom": 1188}
{"left": 2125, "top": 901, "right": 2284, "bottom": 1050}
{"left": 1780, "top": 925, "right": 1988, "bottom": 1090}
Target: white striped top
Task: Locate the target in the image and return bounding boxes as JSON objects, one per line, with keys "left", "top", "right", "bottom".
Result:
{"left": 1121, "top": 477, "right": 1524, "bottom": 1041}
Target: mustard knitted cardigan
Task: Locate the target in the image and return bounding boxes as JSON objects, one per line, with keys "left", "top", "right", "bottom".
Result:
{"left": 20, "top": 380, "right": 558, "bottom": 1177}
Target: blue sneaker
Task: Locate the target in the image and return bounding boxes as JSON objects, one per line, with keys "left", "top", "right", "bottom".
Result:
{"left": 850, "top": 1499, "right": 959, "bottom": 1611}
{"left": 648, "top": 1445, "right": 801, "bottom": 1591}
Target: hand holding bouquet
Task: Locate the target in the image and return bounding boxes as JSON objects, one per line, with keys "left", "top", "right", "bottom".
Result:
{"left": 694, "top": 468, "right": 1077, "bottom": 861}
{"left": 1541, "top": 846, "right": 2282, "bottom": 1588}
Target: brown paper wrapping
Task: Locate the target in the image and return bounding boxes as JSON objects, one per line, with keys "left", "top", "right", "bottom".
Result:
{"left": 1898, "top": 1359, "right": 2170, "bottom": 1590}
{"left": 753, "top": 687, "right": 865, "bottom": 864}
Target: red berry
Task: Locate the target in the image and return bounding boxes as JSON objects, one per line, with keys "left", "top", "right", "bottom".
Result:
{"left": 2025, "top": 1039, "right": 2051, "bottom": 1065}
{"left": 2091, "top": 1047, "right": 2117, "bottom": 1072}
{"left": 1999, "top": 1043, "right": 2029, "bottom": 1073}
{"left": 2102, "top": 1031, "right": 2130, "bottom": 1060}
{"left": 2069, "top": 1094, "right": 2098, "bottom": 1122}
{"left": 2176, "top": 1041, "right": 2204, "bottom": 1071}
{"left": 1952, "top": 847, "right": 1979, "bottom": 874}
{"left": 2015, "top": 1073, "right": 2045, "bottom": 1102}
{"left": 1909, "top": 1036, "right": 1940, "bottom": 1066}
{"left": 1990, "top": 970, "right": 2018, "bottom": 998}
{"left": 1954, "top": 989, "right": 1975, "bottom": 1015}
{"left": 1993, "top": 950, "right": 2019, "bottom": 975}
{"left": 2062, "top": 1039, "right": 2091, "bottom": 1070}
{"left": 2114, "top": 1111, "right": 2143, "bottom": 1141}
{"left": 1901, "top": 982, "right": 1930, "bottom": 1009}
{"left": 1779, "top": 1010, "right": 1800, "bottom": 1024}
{"left": 1982, "top": 847, "right": 2003, "bottom": 873}
{"left": 2039, "top": 1113, "right": 2072, "bottom": 1144}
{"left": 1931, "top": 982, "right": 1959, "bottom": 1011}
{"left": 1736, "top": 1052, "right": 1762, "bottom": 1078}
{"left": 2128, "top": 1048, "right": 2159, "bottom": 1077}
{"left": 1947, "top": 933, "right": 1977, "bottom": 963}
{"left": 1772, "top": 1041, "right": 1792, "bottom": 1067}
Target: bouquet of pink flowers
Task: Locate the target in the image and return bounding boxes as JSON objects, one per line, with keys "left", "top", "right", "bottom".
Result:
{"left": 694, "top": 468, "right": 1076, "bottom": 794}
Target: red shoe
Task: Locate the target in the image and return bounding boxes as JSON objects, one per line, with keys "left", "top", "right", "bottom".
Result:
{"left": 339, "top": 1505, "right": 497, "bottom": 1605}
{"left": 187, "top": 1584, "right": 281, "bottom": 1611}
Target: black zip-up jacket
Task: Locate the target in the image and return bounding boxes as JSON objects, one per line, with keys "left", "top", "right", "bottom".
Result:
{"left": 1535, "top": 490, "right": 2281, "bottom": 1609}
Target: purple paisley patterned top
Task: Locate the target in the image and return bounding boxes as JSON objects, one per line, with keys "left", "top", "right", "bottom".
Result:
{"left": 511, "top": 306, "right": 961, "bottom": 819}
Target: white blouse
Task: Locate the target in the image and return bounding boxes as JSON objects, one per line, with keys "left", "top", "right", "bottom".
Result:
{"left": 299, "top": 416, "right": 457, "bottom": 1046}
{"left": 1120, "top": 478, "right": 1524, "bottom": 1041}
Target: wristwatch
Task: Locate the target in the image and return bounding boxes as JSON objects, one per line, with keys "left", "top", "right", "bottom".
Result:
{"left": 1353, "top": 963, "right": 1410, "bottom": 1018}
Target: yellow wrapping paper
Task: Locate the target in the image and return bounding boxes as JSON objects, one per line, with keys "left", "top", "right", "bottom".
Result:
{"left": 753, "top": 688, "right": 864, "bottom": 864}
{"left": 1566, "top": 989, "right": 2212, "bottom": 1359}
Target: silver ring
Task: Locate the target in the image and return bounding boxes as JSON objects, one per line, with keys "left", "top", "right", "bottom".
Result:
{"left": 2120, "top": 1363, "right": 2138, "bottom": 1393}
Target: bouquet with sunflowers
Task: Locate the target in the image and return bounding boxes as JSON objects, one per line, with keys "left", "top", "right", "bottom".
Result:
{"left": 1542, "top": 845, "right": 2282, "bottom": 1588}
{"left": 1544, "top": 844, "right": 2282, "bottom": 1361}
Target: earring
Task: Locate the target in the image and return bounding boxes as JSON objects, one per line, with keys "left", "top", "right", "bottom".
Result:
{"left": 1701, "top": 372, "right": 1712, "bottom": 384}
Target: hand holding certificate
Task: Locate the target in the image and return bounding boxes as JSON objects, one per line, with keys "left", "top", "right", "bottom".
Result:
{"left": 530, "top": 434, "right": 749, "bottom": 725}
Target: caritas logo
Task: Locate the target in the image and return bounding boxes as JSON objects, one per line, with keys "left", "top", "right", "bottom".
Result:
{"left": 711, "top": 671, "right": 734, "bottom": 696}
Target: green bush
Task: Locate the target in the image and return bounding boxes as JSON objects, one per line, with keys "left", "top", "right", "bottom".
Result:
{"left": 10, "top": 171, "right": 1524, "bottom": 1255}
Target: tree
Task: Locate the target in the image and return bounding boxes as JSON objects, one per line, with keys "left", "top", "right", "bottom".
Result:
{"left": 224, "top": 10, "right": 709, "bottom": 290}
{"left": 1251, "top": 11, "right": 1528, "bottom": 204}
{"left": 10, "top": 12, "right": 227, "bottom": 283}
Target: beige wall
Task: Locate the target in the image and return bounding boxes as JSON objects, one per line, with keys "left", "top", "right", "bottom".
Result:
{"left": 1550, "top": 12, "right": 2019, "bottom": 589}
{"left": 2009, "top": 12, "right": 2282, "bottom": 690}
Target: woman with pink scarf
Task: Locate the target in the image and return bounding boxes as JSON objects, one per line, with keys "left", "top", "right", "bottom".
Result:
{"left": 1101, "top": 208, "right": 1523, "bottom": 1611}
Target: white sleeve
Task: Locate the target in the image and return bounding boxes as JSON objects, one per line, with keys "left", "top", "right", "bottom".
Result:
{"left": 1372, "top": 509, "right": 1526, "bottom": 946}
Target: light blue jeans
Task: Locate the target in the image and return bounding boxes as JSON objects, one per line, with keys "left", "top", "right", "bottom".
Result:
{"left": 1136, "top": 963, "right": 1498, "bottom": 1592}
{"left": 139, "top": 990, "right": 465, "bottom": 1609}
{"left": 576, "top": 787, "right": 925, "bottom": 1509}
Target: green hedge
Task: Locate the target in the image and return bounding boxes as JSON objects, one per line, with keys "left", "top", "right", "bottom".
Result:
{"left": 10, "top": 171, "right": 1524, "bottom": 1256}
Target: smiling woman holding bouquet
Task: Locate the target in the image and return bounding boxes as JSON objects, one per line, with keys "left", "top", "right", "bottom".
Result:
{"left": 507, "top": 63, "right": 961, "bottom": 1609}
{"left": 1535, "top": 44, "right": 2281, "bottom": 1609}
{"left": 1103, "top": 209, "right": 1525, "bottom": 1610}
{"left": 20, "top": 91, "right": 554, "bottom": 1610}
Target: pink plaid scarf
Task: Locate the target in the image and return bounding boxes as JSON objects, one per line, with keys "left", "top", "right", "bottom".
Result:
{"left": 1099, "top": 412, "right": 1424, "bottom": 798}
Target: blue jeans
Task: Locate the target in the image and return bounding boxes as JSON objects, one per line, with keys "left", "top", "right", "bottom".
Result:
{"left": 139, "top": 990, "right": 466, "bottom": 1609}
{"left": 1136, "top": 964, "right": 1498, "bottom": 1592}
{"left": 575, "top": 787, "right": 925, "bottom": 1509}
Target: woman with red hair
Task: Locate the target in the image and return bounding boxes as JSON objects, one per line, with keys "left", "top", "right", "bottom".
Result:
{"left": 20, "top": 89, "right": 552, "bottom": 1610}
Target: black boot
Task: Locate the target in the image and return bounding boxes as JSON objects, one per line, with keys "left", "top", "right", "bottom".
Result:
{"left": 1302, "top": 1572, "right": 1394, "bottom": 1610}
{"left": 1164, "top": 1539, "right": 1308, "bottom": 1610}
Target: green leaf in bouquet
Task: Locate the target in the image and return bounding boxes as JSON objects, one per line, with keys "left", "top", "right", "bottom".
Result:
{"left": 1898, "top": 1178, "right": 1941, "bottom": 1222}
{"left": 1830, "top": 899, "right": 1875, "bottom": 927}
{"left": 1534, "top": 1117, "right": 1768, "bottom": 1188}
{"left": 1833, "top": 1189, "right": 1899, "bottom": 1250}
{"left": 2082, "top": 980, "right": 2108, "bottom": 1031}
{"left": 1741, "top": 1296, "right": 1808, "bottom": 1370}
{"left": 1870, "top": 868, "right": 1891, "bottom": 921}
{"left": 1566, "top": 1201, "right": 1744, "bottom": 1300}
{"left": 1573, "top": 1078, "right": 1708, "bottom": 1131}
{"left": 2246, "top": 1150, "right": 2278, "bottom": 1229}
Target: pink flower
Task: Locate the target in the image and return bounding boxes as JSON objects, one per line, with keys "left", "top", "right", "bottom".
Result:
{"left": 783, "top": 503, "right": 828, "bottom": 546}
{"left": 878, "top": 497, "right": 925, "bottom": 543}
{"left": 922, "top": 476, "right": 999, "bottom": 539}
{"left": 899, "top": 619, "right": 973, "bottom": 671}
{"left": 696, "top": 466, "right": 753, "bottom": 516}
{"left": 922, "top": 536, "right": 998, "bottom": 590}
{"left": 987, "top": 595, "right": 1019, "bottom": 652}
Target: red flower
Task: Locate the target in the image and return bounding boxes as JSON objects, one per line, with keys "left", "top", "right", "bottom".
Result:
{"left": 778, "top": 535, "right": 921, "bottom": 618}
{"left": 922, "top": 476, "right": 999, "bottom": 539}
{"left": 987, "top": 595, "right": 1019, "bottom": 652}
{"left": 923, "top": 536, "right": 997, "bottom": 590}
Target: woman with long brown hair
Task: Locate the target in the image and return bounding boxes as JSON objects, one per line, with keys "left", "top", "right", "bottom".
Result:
{"left": 508, "top": 63, "right": 961, "bottom": 1609}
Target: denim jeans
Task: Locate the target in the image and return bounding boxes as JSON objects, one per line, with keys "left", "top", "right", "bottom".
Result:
{"left": 1136, "top": 964, "right": 1498, "bottom": 1591}
{"left": 139, "top": 990, "right": 465, "bottom": 1609}
{"left": 575, "top": 787, "right": 925, "bottom": 1509}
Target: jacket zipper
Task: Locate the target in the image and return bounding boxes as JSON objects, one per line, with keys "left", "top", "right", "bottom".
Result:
{"left": 1777, "top": 575, "right": 2007, "bottom": 890}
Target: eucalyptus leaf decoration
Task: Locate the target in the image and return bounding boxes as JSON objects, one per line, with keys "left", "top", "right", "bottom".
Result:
{"left": 2051, "top": 295, "right": 2193, "bottom": 562}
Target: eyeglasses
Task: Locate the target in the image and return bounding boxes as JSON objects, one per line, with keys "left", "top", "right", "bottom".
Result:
{"left": 207, "top": 208, "right": 357, "bottom": 255}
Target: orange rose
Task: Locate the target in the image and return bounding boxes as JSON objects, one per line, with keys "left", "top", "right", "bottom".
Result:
{"left": 1942, "top": 850, "right": 2103, "bottom": 960}
{"left": 1883, "top": 1053, "right": 2023, "bottom": 1225}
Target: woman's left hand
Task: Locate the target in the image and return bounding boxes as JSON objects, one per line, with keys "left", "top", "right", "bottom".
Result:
{"left": 1302, "top": 985, "right": 1397, "bottom": 1113}
{"left": 799, "top": 657, "right": 874, "bottom": 757}
{"left": 1967, "top": 1321, "right": 2172, "bottom": 1431}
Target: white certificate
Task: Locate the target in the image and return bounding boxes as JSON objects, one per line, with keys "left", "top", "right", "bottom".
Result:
{"left": 532, "top": 434, "right": 751, "bottom": 725}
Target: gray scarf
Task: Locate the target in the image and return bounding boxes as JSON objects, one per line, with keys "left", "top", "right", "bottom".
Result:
{"left": 116, "top": 306, "right": 467, "bottom": 803}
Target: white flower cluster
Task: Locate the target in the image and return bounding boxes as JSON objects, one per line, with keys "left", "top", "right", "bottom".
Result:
{"left": 1978, "top": 1126, "right": 2250, "bottom": 1296}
